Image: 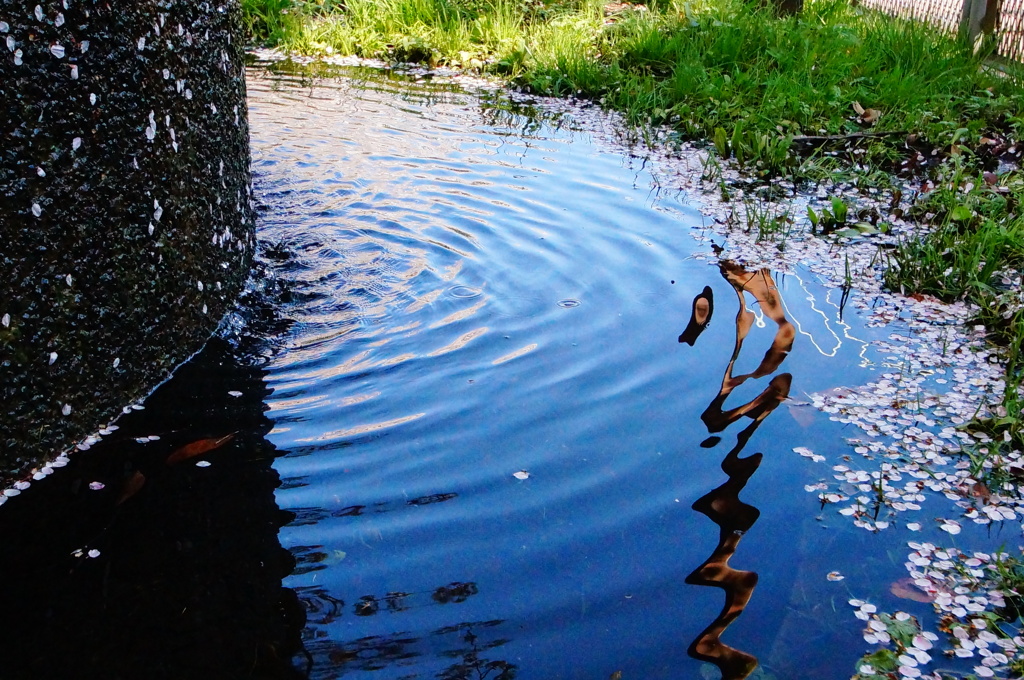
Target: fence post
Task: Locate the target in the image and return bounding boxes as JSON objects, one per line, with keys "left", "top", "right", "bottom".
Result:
{"left": 960, "top": 0, "right": 1000, "bottom": 49}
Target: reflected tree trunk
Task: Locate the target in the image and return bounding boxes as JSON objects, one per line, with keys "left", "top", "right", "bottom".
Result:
{"left": 679, "top": 262, "right": 796, "bottom": 680}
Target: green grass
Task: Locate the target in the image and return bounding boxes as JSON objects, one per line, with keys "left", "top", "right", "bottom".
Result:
{"left": 882, "top": 161, "right": 1024, "bottom": 449}
{"left": 242, "top": 0, "right": 1024, "bottom": 178}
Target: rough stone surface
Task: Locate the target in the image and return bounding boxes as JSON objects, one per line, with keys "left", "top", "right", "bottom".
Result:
{"left": 0, "top": 0, "right": 255, "bottom": 488}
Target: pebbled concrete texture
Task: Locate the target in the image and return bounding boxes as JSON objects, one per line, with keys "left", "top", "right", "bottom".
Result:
{"left": 0, "top": 1, "right": 255, "bottom": 491}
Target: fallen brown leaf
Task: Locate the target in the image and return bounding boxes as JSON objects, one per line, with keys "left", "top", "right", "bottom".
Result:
{"left": 860, "top": 108, "right": 881, "bottom": 125}
{"left": 970, "top": 481, "right": 991, "bottom": 504}
{"left": 890, "top": 577, "right": 934, "bottom": 603}
{"left": 117, "top": 470, "right": 146, "bottom": 505}
{"left": 166, "top": 433, "right": 235, "bottom": 465}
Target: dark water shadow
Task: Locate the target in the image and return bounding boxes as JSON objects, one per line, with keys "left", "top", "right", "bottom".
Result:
{"left": 682, "top": 262, "right": 795, "bottom": 680}
{"left": 296, "top": 577, "right": 517, "bottom": 679}
{"left": 0, "top": 315, "right": 309, "bottom": 679}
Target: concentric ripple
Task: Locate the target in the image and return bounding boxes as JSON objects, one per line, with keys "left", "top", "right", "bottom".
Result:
{"left": 248, "top": 62, "right": 906, "bottom": 680}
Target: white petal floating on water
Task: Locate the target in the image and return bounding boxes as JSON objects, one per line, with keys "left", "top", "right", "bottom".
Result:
{"left": 979, "top": 630, "right": 999, "bottom": 643}
{"left": 195, "top": 461, "right": 211, "bottom": 468}
{"left": 88, "top": 482, "right": 105, "bottom": 491}
{"left": 897, "top": 654, "right": 917, "bottom": 668}
{"left": 49, "top": 43, "right": 64, "bottom": 58}
{"left": 48, "top": 352, "right": 57, "bottom": 365}
{"left": 2, "top": 313, "right": 9, "bottom": 327}
{"left": 61, "top": 403, "right": 71, "bottom": 416}
{"left": 31, "top": 203, "right": 41, "bottom": 217}
{"left": 513, "top": 470, "right": 530, "bottom": 480}
{"left": 907, "top": 522, "right": 922, "bottom": 531}
{"left": 939, "top": 520, "right": 961, "bottom": 535}
{"left": 34, "top": 5, "right": 43, "bottom": 21}
{"left": 826, "top": 571, "right": 844, "bottom": 582}
{"left": 974, "top": 666, "right": 994, "bottom": 677}
{"left": 72, "top": 137, "right": 81, "bottom": 150}
{"left": 87, "top": 549, "right": 100, "bottom": 558}
{"left": 113, "top": 357, "right": 120, "bottom": 368}
{"left": 228, "top": 391, "right": 243, "bottom": 397}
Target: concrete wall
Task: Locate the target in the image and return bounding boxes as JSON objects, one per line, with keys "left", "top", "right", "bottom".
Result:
{"left": 0, "top": 0, "right": 255, "bottom": 492}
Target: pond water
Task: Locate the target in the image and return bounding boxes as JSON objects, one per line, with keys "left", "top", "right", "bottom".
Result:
{"left": 0, "top": 62, "right": 961, "bottom": 680}
{"left": 245, "top": 63, "right": 920, "bottom": 680}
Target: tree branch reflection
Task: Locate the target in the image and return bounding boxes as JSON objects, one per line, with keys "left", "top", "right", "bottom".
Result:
{"left": 682, "top": 262, "right": 794, "bottom": 680}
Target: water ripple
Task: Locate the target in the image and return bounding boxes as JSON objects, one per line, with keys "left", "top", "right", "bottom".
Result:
{"left": 248, "top": 62, "right": 898, "bottom": 680}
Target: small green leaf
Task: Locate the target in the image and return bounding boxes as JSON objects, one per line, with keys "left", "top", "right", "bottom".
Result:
{"left": 882, "top": 613, "right": 919, "bottom": 647}
{"left": 860, "top": 648, "right": 899, "bottom": 673}
{"left": 951, "top": 205, "right": 973, "bottom": 221}
{"left": 807, "top": 206, "right": 819, "bottom": 226}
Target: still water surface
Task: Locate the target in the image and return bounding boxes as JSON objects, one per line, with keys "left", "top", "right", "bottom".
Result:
{"left": 247, "top": 63, "right": 920, "bottom": 680}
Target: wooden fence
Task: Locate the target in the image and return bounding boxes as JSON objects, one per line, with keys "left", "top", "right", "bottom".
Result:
{"left": 859, "top": 0, "right": 1024, "bottom": 63}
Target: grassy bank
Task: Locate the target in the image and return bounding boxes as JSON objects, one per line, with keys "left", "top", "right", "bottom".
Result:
{"left": 243, "top": 0, "right": 1024, "bottom": 176}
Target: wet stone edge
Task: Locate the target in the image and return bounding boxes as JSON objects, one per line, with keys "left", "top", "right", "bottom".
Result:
{"left": 0, "top": 0, "right": 256, "bottom": 494}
